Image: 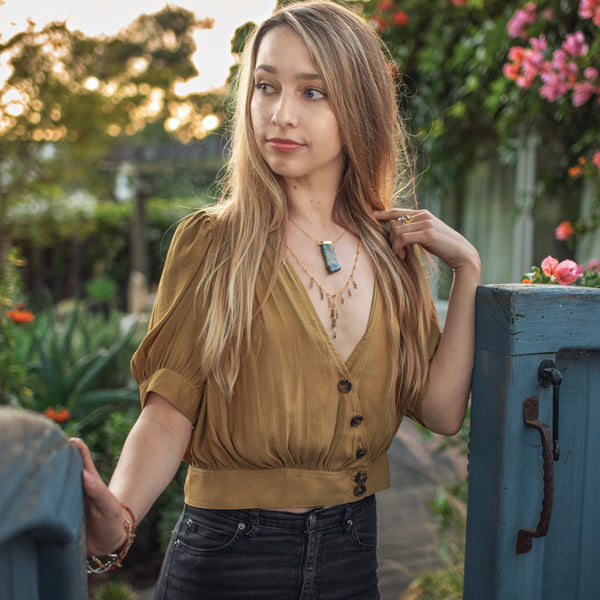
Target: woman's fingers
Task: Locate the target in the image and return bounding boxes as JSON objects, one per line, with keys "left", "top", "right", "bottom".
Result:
{"left": 70, "top": 437, "right": 104, "bottom": 498}
{"left": 373, "top": 209, "right": 477, "bottom": 270}
{"left": 69, "top": 437, "right": 126, "bottom": 555}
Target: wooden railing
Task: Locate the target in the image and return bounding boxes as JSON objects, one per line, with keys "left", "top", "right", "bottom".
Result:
{"left": 0, "top": 407, "right": 87, "bottom": 600}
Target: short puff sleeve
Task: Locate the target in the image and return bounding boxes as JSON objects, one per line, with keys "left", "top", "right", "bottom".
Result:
{"left": 406, "top": 300, "right": 442, "bottom": 426}
{"left": 130, "top": 211, "right": 213, "bottom": 424}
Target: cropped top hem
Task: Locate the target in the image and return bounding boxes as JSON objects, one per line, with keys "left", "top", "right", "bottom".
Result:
{"left": 183, "top": 452, "right": 390, "bottom": 510}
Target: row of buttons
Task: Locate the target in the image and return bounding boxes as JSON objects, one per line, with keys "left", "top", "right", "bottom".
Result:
{"left": 339, "top": 379, "right": 368, "bottom": 497}
{"left": 354, "top": 471, "right": 368, "bottom": 496}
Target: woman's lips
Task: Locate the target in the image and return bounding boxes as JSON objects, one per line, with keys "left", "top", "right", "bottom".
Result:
{"left": 267, "top": 138, "right": 305, "bottom": 152}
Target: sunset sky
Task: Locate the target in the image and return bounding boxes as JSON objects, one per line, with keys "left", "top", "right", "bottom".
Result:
{"left": 0, "top": 0, "right": 278, "bottom": 93}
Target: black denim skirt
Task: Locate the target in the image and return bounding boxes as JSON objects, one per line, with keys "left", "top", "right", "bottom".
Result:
{"left": 154, "top": 494, "right": 380, "bottom": 600}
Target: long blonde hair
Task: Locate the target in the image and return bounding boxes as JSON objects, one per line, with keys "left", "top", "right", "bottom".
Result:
{"left": 196, "top": 0, "right": 436, "bottom": 413}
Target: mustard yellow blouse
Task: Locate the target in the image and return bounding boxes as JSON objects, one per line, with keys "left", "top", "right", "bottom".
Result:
{"left": 131, "top": 211, "right": 440, "bottom": 510}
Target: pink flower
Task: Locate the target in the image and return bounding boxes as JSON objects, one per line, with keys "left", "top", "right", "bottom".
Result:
{"left": 562, "top": 31, "right": 589, "bottom": 58}
{"left": 542, "top": 8, "right": 554, "bottom": 20}
{"left": 593, "top": 151, "right": 600, "bottom": 174}
{"left": 572, "top": 81, "right": 596, "bottom": 106}
{"left": 540, "top": 71, "right": 570, "bottom": 101}
{"left": 555, "top": 220, "right": 574, "bottom": 241}
{"left": 529, "top": 35, "right": 547, "bottom": 52}
{"left": 586, "top": 258, "right": 600, "bottom": 271}
{"left": 579, "top": 0, "right": 600, "bottom": 26}
{"left": 507, "top": 3, "right": 537, "bottom": 39}
{"left": 576, "top": 263, "right": 585, "bottom": 278}
{"left": 541, "top": 255, "right": 559, "bottom": 276}
{"left": 554, "top": 260, "right": 579, "bottom": 285}
{"left": 584, "top": 67, "right": 599, "bottom": 80}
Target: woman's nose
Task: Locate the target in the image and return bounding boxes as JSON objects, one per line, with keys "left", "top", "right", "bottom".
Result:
{"left": 271, "top": 91, "right": 298, "bottom": 127}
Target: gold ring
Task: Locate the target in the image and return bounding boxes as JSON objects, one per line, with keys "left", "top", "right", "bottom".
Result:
{"left": 396, "top": 215, "right": 414, "bottom": 224}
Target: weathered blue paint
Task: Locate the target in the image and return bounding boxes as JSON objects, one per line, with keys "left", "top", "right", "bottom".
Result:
{"left": 0, "top": 407, "right": 87, "bottom": 600}
{"left": 464, "top": 284, "right": 600, "bottom": 600}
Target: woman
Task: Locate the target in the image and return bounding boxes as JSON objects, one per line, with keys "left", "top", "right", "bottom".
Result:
{"left": 72, "top": 1, "right": 480, "bottom": 598}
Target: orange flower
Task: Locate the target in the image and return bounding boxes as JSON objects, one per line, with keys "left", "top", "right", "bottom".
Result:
{"left": 44, "top": 407, "right": 72, "bottom": 423}
{"left": 555, "top": 220, "right": 574, "bottom": 241}
{"left": 6, "top": 308, "right": 35, "bottom": 324}
{"left": 393, "top": 10, "right": 409, "bottom": 26}
{"left": 377, "top": 1, "right": 395, "bottom": 11}
{"left": 568, "top": 165, "right": 582, "bottom": 178}
{"left": 503, "top": 62, "right": 521, "bottom": 81}
{"left": 451, "top": 0, "right": 467, "bottom": 5}
{"left": 371, "top": 15, "right": 387, "bottom": 32}
{"left": 578, "top": 156, "right": 587, "bottom": 165}
{"left": 521, "top": 278, "right": 533, "bottom": 284}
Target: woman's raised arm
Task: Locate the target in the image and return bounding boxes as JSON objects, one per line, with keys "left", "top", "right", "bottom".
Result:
{"left": 374, "top": 208, "right": 481, "bottom": 436}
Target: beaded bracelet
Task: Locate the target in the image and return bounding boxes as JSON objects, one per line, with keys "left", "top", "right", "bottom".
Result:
{"left": 87, "top": 503, "right": 137, "bottom": 574}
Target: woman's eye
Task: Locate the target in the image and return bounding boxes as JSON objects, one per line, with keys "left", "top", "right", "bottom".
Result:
{"left": 305, "top": 88, "right": 326, "bottom": 100}
{"left": 255, "top": 82, "right": 274, "bottom": 94}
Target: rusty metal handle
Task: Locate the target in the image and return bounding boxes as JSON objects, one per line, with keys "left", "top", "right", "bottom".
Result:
{"left": 516, "top": 395, "right": 555, "bottom": 554}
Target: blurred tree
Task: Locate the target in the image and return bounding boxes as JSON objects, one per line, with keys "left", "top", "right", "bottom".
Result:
{"left": 0, "top": 6, "right": 225, "bottom": 282}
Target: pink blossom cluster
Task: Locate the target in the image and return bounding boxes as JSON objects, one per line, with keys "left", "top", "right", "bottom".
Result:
{"left": 504, "top": 2, "right": 600, "bottom": 107}
{"left": 507, "top": 2, "right": 538, "bottom": 39}
{"left": 579, "top": 0, "right": 600, "bottom": 26}
{"left": 541, "top": 255, "right": 580, "bottom": 285}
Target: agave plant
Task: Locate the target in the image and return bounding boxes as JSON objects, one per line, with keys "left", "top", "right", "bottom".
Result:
{"left": 21, "top": 303, "right": 142, "bottom": 439}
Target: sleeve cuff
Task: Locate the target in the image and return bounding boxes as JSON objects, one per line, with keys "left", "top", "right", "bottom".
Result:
{"left": 138, "top": 368, "right": 202, "bottom": 424}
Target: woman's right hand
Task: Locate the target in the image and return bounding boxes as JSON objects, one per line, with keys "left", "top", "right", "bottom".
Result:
{"left": 70, "top": 437, "right": 129, "bottom": 556}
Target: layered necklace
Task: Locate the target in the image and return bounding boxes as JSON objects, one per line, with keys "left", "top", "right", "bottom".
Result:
{"left": 285, "top": 232, "right": 360, "bottom": 340}
{"left": 288, "top": 218, "right": 347, "bottom": 274}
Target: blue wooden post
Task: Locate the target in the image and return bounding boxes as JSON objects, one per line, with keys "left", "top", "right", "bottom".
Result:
{"left": 0, "top": 408, "right": 87, "bottom": 600}
{"left": 464, "top": 284, "right": 600, "bottom": 600}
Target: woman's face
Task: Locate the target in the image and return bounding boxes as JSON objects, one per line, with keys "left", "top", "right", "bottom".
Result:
{"left": 250, "top": 26, "right": 345, "bottom": 189}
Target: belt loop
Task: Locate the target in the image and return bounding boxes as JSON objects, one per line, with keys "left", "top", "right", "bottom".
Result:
{"left": 342, "top": 503, "right": 353, "bottom": 534}
{"left": 246, "top": 509, "right": 260, "bottom": 537}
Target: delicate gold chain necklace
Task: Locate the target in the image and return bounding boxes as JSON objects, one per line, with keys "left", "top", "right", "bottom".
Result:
{"left": 286, "top": 239, "right": 360, "bottom": 340}
{"left": 288, "top": 218, "right": 347, "bottom": 275}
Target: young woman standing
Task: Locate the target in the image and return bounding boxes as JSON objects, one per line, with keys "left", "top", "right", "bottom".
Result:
{"left": 72, "top": 2, "right": 480, "bottom": 598}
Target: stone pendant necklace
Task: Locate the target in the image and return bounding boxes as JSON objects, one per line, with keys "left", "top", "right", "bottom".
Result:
{"left": 286, "top": 239, "right": 360, "bottom": 339}
{"left": 288, "top": 218, "right": 347, "bottom": 274}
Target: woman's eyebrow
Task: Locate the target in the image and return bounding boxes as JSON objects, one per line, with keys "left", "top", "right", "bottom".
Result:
{"left": 254, "top": 64, "right": 322, "bottom": 81}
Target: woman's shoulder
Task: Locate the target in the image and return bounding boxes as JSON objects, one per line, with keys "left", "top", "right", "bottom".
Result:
{"left": 168, "top": 208, "right": 216, "bottom": 262}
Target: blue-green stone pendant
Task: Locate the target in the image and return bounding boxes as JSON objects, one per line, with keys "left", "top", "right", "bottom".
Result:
{"left": 319, "top": 241, "right": 341, "bottom": 274}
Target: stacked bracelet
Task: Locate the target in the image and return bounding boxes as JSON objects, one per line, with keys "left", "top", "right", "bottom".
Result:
{"left": 87, "top": 503, "right": 137, "bottom": 574}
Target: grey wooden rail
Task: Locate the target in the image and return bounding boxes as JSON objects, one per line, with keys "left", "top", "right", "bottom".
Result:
{"left": 0, "top": 407, "right": 87, "bottom": 600}
{"left": 464, "top": 284, "right": 600, "bottom": 600}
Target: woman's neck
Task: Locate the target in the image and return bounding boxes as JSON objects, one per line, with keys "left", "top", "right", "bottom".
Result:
{"left": 283, "top": 178, "right": 340, "bottom": 231}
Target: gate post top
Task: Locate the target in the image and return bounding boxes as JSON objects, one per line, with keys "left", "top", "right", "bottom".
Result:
{"left": 475, "top": 284, "right": 600, "bottom": 355}
{"left": 0, "top": 407, "right": 84, "bottom": 545}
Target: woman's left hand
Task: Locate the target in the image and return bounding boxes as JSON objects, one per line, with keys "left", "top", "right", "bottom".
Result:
{"left": 373, "top": 209, "right": 479, "bottom": 272}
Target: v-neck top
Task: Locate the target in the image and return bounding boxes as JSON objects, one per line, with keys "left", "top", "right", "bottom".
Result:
{"left": 131, "top": 210, "right": 440, "bottom": 509}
